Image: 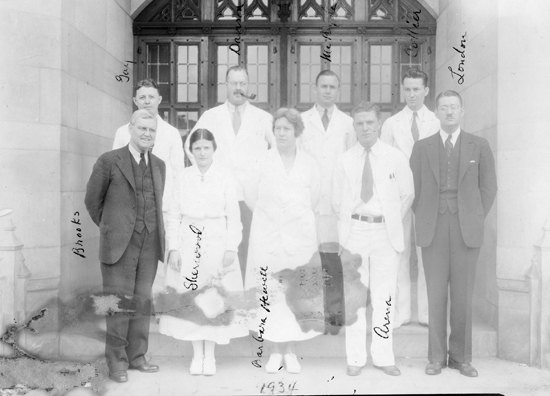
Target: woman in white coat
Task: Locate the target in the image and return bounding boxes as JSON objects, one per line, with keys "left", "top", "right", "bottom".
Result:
{"left": 245, "top": 108, "right": 324, "bottom": 374}
{"left": 159, "top": 129, "right": 248, "bottom": 376}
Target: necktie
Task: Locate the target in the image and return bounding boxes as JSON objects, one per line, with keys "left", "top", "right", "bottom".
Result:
{"left": 360, "top": 148, "right": 373, "bottom": 203}
{"left": 139, "top": 152, "right": 147, "bottom": 172}
{"left": 411, "top": 111, "right": 419, "bottom": 142}
{"left": 445, "top": 134, "right": 453, "bottom": 157}
{"left": 322, "top": 109, "right": 329, "bottom": 131}
{"left": 232, "top": 106, "right": 241, "bottom": 135}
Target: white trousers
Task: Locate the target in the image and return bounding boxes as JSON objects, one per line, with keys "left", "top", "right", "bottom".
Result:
{"left": 395, "top": 210, "right": 429, "bottom": 325}
{"left": 343, "top": 220, "right": 399, "bottom": 367}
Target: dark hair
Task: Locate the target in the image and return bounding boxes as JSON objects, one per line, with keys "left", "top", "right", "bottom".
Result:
{"left": 225, "top": 65, "right": 249, "bottom": 81}
{"left": 133, "top": 79, "right": 160, "bottom": 97}
{"left": 273, "top": 108, "right": 305, "bottom": 137}
{"left": 402, "top": 69, "right": 428, "bottom": 87}
{"left": 188, "top": 129, "right": 217, "bottom": 152}
{"left": 435, "top": 90, "right": 463, "bottom": 108}
{"left": 351, "top": 101, "right": 381, "bottom": 120}
{"left": 315, "top": 69, "right": 340, "bottom": 86}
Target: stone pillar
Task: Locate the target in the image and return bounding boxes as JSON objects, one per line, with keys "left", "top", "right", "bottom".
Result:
{"left": 0, "top": 209, "right": 32, "bottom": 355}
{"left": 534, "top": 219, "right": 550, "bottom": 369}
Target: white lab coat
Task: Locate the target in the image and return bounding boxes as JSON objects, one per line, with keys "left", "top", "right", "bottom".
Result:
{"left": 113, "top": 115, "right": 185, "bottom": 212}
{"left": 186, "top": 101, "right": 275, "bottom": 201}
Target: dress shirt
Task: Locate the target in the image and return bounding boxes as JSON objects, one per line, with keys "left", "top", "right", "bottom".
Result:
{"left": 227, "top": 101, "right": 247, "bottom": 121}
{"left": 439, "top": 127, "right": 461, "bottom": 146}
{"left": 401, "top": 105, "right": 432, "bottom": 129}
{"left": 353, "top": 140, "right": 383, "bottom": 216}
{"left": 128, "top": 143, "right": 148, "bottom": 166}
{"left": 315, "top": 104, "right": 335, "bottom": 121}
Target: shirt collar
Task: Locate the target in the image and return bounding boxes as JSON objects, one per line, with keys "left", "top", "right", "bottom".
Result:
{"left": 128, "top": 143, "right": 149, "bottom": 165}
{"left": 316, "top": 104, "right": 336, "bottom": 119}
{"left": 226, "top": 100, "right": 248, "bottom": 114}
{"left": 354, "top": 139, "right": 380, "bottom": 156}
{"left": 403, "top": 104, "right": 428, "bottom": 122}
{"left": 440, "top": 127, "right": 461, "bottom": 146}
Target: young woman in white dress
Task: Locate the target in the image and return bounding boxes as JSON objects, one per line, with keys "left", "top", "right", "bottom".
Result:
{"left": 244, "top": 108, "right": 324, "bottom": 374}
{"left": 159, "top": 129, "right": 248, "bottom": 376}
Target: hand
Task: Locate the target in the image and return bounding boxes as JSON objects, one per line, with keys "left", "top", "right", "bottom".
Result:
{"left": 168, "top": 250, "right": 181, "bottom": 271}
{"left": 222, "top": 251, "right": 236, "bottom": 267}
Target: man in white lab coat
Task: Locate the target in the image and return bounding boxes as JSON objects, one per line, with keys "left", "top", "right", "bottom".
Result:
{"left": 333, "top": 101, "right": 414, "bottom": 377}
{"left": 300, "top": 70, "right": 356, "bottom": 334}
{"left": 113, "top": 79, "right": 186, "bottom": 298}
{"left": 187, "top": 66, "right": 274, "bottom": 276}
{"left": 381, "top": 69, "right": 440, "bottom": 328}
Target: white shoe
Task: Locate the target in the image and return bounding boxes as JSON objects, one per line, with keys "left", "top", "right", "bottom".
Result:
{"left": 190, "top": 358, "right": 203, "bottom": 375}
{"left": 203, "top": 358, "right": 216, "bottom": 376}
{"left": 266, "top": 353, "right": 283, "bottom": 374}
{"left": 284, "top": 353, "right": 301, "bottom": 374}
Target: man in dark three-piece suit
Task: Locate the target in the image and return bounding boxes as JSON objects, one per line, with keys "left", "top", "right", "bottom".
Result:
{"left": 85, "top": 109, "right": 166, "bottom": 383}
{"left": 410, "top": 91, "right": 497, "bottom": 378}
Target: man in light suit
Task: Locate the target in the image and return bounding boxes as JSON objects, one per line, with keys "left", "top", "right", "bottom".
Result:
{"left": 410, "top": 91, "right": 497, "bottom": 377}
{"left": 333, "top": 102, "right": 414, "bottom": 377}
{"left": 300, "top": 70, "right": 356, "bottom": 334}
{"left": 85, "top": 109, "right": 166, "bottom": 383}
{"left": 381, "top": 69, "right": 440, "bottom": 328}
{"left": 187, "top": 66, "right": 274, "bottom": 276}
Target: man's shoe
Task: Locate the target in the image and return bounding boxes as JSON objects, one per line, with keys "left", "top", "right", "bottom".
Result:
{"left": 425, "top": 362, "right": 446, "bottom": 375}
{"left": 346, "top": 365, "right": 362, "bottom": 376}
{"left": 109, "top": 370, "right": 128, "bottom": 382}
{"left": 130, "top": 363, "right": 159, "bottom": 373}
{"left": 374, "top": 364, "right": 401, "bottom": 376}
{"left": 448, "top": 358, "right": 478, "bottom": 377}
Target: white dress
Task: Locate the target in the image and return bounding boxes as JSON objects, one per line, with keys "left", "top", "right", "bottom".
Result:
{"left": 158, "top": 161, "right": 248, "bottom": 344}
{"left": 244, "top": 148, "right": 325, "bottom": 342}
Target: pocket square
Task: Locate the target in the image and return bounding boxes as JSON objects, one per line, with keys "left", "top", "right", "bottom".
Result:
{"left": 470, "top": 160, "right": 476, "bottom": 163}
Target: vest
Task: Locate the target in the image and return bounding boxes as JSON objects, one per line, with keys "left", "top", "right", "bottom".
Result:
{"left": 131, "top": 154, "right": 158, "bottom": 233}
{"left": 438, "top": 135, "right": 460, "bottom": 214}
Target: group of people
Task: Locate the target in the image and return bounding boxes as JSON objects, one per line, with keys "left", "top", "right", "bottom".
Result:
{"left": 84, "top": 66, "right": 497, "bottom": 384}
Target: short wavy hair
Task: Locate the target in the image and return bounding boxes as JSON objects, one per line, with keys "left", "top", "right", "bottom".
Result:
{"left": 130, "top": 109, "right": 156, "bottom": 126}
{"left": 351, "top": 101, "right": 381, "bottom": 120}
{"left": 273, "top": 108, "right": 305, "bottom": 137}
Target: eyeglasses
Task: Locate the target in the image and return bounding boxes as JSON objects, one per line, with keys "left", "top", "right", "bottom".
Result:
{"left": 227, "top": 81, "right": 247, "bottom": 88}
{"left": 438, "top": 105, "right": 461, "bottom": 111}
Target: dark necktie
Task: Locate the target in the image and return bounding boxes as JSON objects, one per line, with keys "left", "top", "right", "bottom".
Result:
{"left": 411, "top": 111, "right": 419, "bottom": 142}
{"left": 322, "top": 109, "right": 329, "bottom": 131}
{"left": 139, "top": 152, "right": 147, "bottom": 172}
{"left": 360, "top": 148, "right": 373, "bottom": 203}
{"left": 445, "top": 134, "right": 453, "bottom": 157}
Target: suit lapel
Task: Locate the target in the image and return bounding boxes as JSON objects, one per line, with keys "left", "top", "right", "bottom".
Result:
{"left": 309, "top": 108, "right": 325, "bottom": 133}
{"left": 343, "top": 147, "right": 359, "bottom": 197}
{"left": 426, "top": 133, "right": 440, "bottom": 185}
{"left": 117, "top": 146, "right": 136, "bottom": 192}
{"left": 398, "top": 111, "right": 414, "bottom": 145}
{"left": 458, "top": 131, "right": 475, "bottom": 183}
{"left": 150, "top": 154, "right": 164, "bottom": 200}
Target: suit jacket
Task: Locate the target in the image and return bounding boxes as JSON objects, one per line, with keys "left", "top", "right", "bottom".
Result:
{"left": 410, "top": 131, "right": 497, "bottom": 248}
{"left": 332, "top": 141, "right": 414, "bottom": 253}
{"left": 299, "top": 105, "right": 356, "bottom": 215}
{"left": 381, "top": 105, "right": 440, "bottom": 159}
{"left": 85, "top": 145, "right": 166, "bottom": 264}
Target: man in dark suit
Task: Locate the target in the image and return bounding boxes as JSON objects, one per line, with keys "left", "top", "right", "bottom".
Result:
{"left": 410, "top": 90, "right": 497, "bottom": 377}
{"left": 85, "top": 109, "right": 166, "bottom": 382}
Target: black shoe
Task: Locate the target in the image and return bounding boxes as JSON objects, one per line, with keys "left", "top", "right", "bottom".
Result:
{"left": 109, "top": 370, "right": 128, "bottom": 382}
{"left": 448, "top": 358, "right": 478, "bottom": 377}
{"left": 130, "top": 363, "right": 159, "bottom": 373}
{"left": 425, "top": 362, "right": 446, "bottom": 375}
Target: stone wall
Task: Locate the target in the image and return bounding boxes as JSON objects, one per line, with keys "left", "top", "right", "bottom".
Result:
{"left": 0, "top": 0, "right": 135, "bottom": 333}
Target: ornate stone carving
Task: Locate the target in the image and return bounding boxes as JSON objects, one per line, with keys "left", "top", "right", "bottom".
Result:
{"left": 203, "top": 26, "right": 212, "bottom": 36}
{"left": 393, "top": 26, "right": 402, "bottom": 35}
{"left": 133, "top": 26, "right": 142, "bottom": 36}
{"left": 357, "top": 27, "right": 367, "bottom": 35}
{"left": 276, "top": 0, "right": 293, "bottom": 23}
{"left": 270, "top": 27, "right": 280, "bottom": 35}
{"left": 288, "top": 27, "right": 297, "bottom": 35}
{"left": 167, "top": 27, "right": 177, "bottom": 35}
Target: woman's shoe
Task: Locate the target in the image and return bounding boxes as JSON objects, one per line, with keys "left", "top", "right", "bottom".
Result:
{"left": 284, "top": 352, "right": 301, "bottom": 374}
{"left": 203, "top": 358, "right": 216, "bottom": 376}
{"left": 265, "top": 353, "right": 283, "bottom": 374}
{"left": 190, "top": 358, "right": 203, "bottom": 375}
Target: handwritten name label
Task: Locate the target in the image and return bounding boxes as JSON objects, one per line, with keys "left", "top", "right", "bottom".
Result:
{"left": 373, "top": 295, "right": 392, "bottom": 339}
{"left": 252, "top": 266, "right": 270, "bottom": 368}
{"left": 229, "top": 4, "right": 244, "bottom": 55}
{"left": 183, "top": 224, "right": 203, "bottom": 290}
{"left": 320, "top": 3, "right": 338, "bottom": 62}
{"left": 260, "top": 381, "right": 298, "bottom": 395}
{"left": 404, "top": 9, "right": 422, "bottom": 58}
{"left": 71, "top": 212, "right": 85, "bottom": 258}
{"left": 115, "top": 60, "right": 136, "bottom": 83}
{"left": 448, "top": 32, "right": 467, "bottom": 84}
